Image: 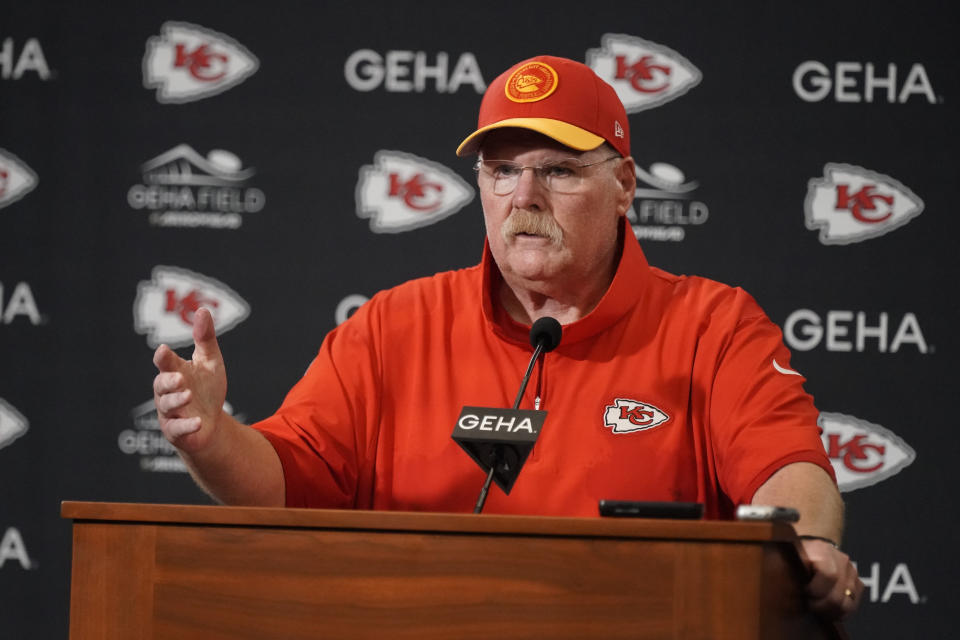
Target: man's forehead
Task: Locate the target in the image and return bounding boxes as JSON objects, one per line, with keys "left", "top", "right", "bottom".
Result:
{"left": 479, "top": 128, "right": 601, "bottom": 158}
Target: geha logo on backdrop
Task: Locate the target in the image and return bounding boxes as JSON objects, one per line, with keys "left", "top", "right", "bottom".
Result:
{"left": 784, "top": 309, "right": 930, "bottom": 354}
{"left": 144, "top": 22, "right": 259, "bottom": 103}
{"left": 344, "top": 49, "right": 485, "bottom": 93}
{"left": 0, "top": 281, "right": 43, "bottom": 325}
{"left": 134, "top": 265, "right": 250, "bottom": 348}
{"left": 587, "top": 33, "right": 701, "bottom": 113}
{"left": 793, "top": 61, "right": 938, "bottom": 104}
{"left": 119, "top": 399, "right": 245, "bottom": 473}
{"left": 0, "top": 527, "right": 34, "bottom": 571}
{"left": 0, "top": 37, "right": 51, "bottom": 80}
{"left": 0, "top": 148, "right": 38, "bottom": 211}
{"left": 128, "top": 144, "right": 265, "bottom": 229}
{"left": 854, "top": 560, "right": 924, "bottom": 605}
{"left": 806, "top": 164, "right": 923, "bottom": 245}
{"left": 356, "top": 150, "right": 474, "bottom": 233}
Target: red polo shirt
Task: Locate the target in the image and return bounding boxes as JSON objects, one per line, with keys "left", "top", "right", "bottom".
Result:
{"left": 252, "top": 219, "right": 833, "bottom": 518}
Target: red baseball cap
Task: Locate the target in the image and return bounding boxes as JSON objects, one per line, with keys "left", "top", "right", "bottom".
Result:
{"left": 456, "top": 55, "right": 630, "bottom": 158}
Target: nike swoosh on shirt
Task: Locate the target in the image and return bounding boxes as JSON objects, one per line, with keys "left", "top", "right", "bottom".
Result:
{"left": 773, "top": 359, "right": 802, "bottom": 376}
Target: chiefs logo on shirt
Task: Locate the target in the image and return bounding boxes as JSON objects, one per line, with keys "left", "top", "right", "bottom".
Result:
{"left": 603, "top": 398, "right": 671, "bottom": 434}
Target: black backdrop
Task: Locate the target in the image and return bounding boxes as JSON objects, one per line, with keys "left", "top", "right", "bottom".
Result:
{"left": 1, "top": 2, "right": 956, "bottom": 637}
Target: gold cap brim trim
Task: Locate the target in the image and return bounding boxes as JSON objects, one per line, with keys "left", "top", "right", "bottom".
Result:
{"left": 456, "top": 118, "right": 605, "bottom": 157}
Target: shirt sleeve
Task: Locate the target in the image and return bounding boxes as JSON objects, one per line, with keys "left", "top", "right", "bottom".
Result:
{"left": 250, "top": 301, "right": 383, "bottom": 509}
{"left": 707, "top": 293, "right": 836, "bottom": 506}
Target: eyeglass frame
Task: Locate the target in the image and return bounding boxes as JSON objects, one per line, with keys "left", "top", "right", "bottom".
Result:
{"left": 473, "top": 154, "right": 623, "bottom": 195}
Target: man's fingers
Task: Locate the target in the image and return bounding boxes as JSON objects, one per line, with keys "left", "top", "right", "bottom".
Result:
{"left": 153, "top": 371, "right": 185, "bottom": 395}
{"left": 163, "top": 416, "right": 203, "bottom": 440}
{"left": 153, "top": 343, "right": 184, "bottom": 371}
{"left": 155, "top": 389, "right": 191, "bottom": 415}
{"left": 802, "top": 540, "right": 862, "bottom": 618}
{"left": 192, "top": 307, "right": 223, "bottom": 364}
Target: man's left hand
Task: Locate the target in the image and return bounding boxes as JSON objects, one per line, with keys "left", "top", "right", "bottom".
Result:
{"left": 801, "top": 537, "right": 864, "bottom": 618}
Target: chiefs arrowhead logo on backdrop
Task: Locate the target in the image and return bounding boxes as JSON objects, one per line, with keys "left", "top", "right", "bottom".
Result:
{"left": 587, "top": 34, "right": 701, "bottom": 113}
{"left": 603, "top": 398, "right": 671, "bottom": 434}
{"left": 356, "top": 150, "right": 474, "bottom": 233}
{"left": 0, "top": 148, "right": 39, "bottom": 211}
{"left": 133, "top": 266, "right": 250, "bottom": 348}
{"left": 0, "top": 398, "right": 29, "bottom": 451}
{"left": 805, "top": 163, "right": 924, "bottom": 245}
{"left": 143, "top": 22, "right": 259, "bottom": 104}
{"left": 818, "top": 412, "right": 915, "bottom": 492}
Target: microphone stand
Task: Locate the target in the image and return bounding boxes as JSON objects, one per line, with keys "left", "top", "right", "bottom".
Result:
{"left": 473, "top": 340, "right": 546, "bottom": 514}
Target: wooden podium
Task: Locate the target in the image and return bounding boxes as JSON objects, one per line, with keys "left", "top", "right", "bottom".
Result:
{"left": 61, "top": 501, "right": 843, "bottom": 639}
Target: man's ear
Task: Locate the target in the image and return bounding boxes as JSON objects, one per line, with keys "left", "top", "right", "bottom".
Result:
{"left": 613, "top": 156, "right": 636, "bottom": 217}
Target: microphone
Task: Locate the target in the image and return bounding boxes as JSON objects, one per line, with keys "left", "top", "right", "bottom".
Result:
{"left": 451, "top": 317, "right": 563, "bottom": 513}
{"left": 513, "top": 317, "right": 562, "bottom": 409}
{"left": 530, "top": 316, "right": 563, "bottom": 352}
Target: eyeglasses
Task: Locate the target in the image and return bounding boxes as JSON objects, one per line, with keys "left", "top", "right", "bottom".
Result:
{"left": 474, "top": 155, "right": 621, "bottom": 195}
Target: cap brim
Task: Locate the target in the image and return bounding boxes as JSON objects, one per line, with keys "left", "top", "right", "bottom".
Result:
{"left": 456, "top": 118, "right": 606, "bottom": 157}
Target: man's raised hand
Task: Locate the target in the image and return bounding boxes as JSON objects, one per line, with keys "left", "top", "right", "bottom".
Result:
{"left": 152, "top": 307, "right": 228, "bottom": 453}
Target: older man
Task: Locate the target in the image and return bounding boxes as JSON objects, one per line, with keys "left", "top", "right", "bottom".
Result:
{"left": 153, "top": 55, "right": 862, "bottom": 618}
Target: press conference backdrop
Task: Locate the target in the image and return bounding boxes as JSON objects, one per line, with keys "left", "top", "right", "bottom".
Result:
{"left": 1, "top": 1, "right": 956, "bottom": 637}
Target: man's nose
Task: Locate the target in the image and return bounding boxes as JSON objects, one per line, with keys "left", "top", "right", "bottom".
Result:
{"left": 511, "top": 167, "right": 546, "bottom": 210}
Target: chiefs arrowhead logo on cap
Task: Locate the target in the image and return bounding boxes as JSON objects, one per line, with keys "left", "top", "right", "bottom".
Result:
{"left": 505, "top": 61, "right": 559, "bottom": 103}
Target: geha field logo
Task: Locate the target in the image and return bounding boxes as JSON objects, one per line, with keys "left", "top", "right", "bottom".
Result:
{"left": 134, "top": 266, "right": 250, "bottom": 348}
{"left": 128, "top": 144, "right": 265, "bottom": 229}
{"left": 144, "top": 22, "right": 259, "bottom": 103}
{"left": 587, "top": 34, "right": 701, "bottom": 113}
{"left": 356, "top": 150, "right": 474, "bottom": 232}
{"left": 627, "top": 162, "right": 709, "bottom": 242}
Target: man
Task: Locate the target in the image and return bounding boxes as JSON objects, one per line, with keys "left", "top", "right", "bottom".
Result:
{"left": 153, "top": 55, "right": 863, "bottom": 618}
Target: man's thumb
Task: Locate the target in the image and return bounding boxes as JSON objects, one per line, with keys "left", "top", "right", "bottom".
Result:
{"left": 192, "top": 307, "right": 222, "bottom": 362}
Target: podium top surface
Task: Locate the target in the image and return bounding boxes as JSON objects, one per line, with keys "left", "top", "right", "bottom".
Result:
{"left": 61, "top": 500, "right": 797, "bottom": 543}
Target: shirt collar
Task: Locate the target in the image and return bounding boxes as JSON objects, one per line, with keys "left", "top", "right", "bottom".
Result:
{"left": 481, "top": 216, "right": 651, "bottom": 347}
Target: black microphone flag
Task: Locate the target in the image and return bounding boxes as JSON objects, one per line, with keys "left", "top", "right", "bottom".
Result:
{"left": 452, "top": 406, "right": 547, "bottom": 494}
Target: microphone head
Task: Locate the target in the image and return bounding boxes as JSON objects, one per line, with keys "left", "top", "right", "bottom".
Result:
{"left": 529, "top": 316, "right": 562, "bottom": 353}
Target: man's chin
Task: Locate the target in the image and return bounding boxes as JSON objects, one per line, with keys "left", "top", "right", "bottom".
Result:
{"left": 501, "top": 249, "right": 563, "bottom": 282}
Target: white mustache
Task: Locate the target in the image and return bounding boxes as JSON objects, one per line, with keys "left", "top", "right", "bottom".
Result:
{"left": 501, "top": 210, "right": 563, "bottom": 246}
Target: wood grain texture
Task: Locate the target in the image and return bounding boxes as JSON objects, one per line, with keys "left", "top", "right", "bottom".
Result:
{"left": 63, "top": 502, "right": 840, "bottom": 640}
